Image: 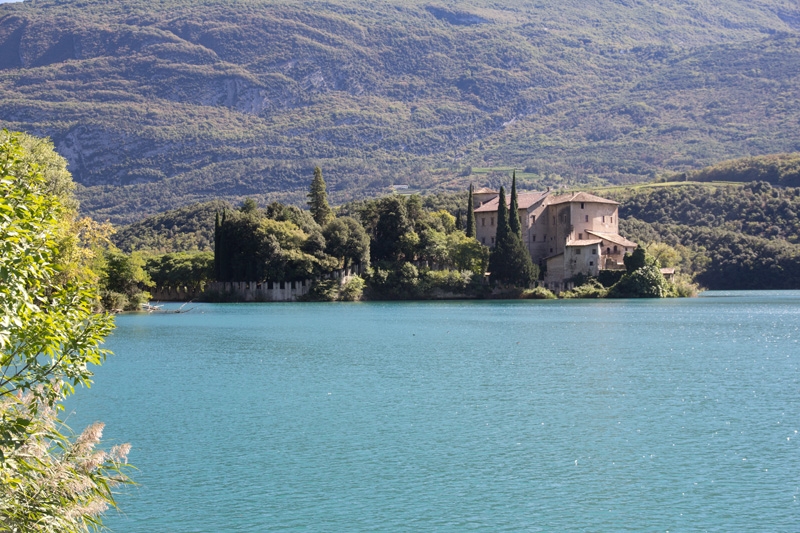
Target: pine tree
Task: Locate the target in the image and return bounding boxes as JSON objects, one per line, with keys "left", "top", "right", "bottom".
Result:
{"left": 308, "top": 166, "right": 333, "bottom": 225}
{"left": 509, "top": 170, "right": 522, "bottom": 238}
{"left": 465, "top": 183, "right": 476, "bottom": 238}
{"left": 455, "top": 208, "right": 464, "bottom": 231}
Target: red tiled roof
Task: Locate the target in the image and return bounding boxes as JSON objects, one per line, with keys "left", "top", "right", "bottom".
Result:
{"left": 474, "top": 192, "right": 548, "bottom": 213}
{"left": 548, "top": 192, "right": 619, "bottom": 206}
{"left": 566, "top": 239, "right": 603, "bottom": 246}
{"left": 586, "top": 231, "right": 637, "bottom": 247}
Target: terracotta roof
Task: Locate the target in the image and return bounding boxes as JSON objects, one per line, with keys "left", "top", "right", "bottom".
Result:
{"left": 548, "top": 192, "right": 619, "bottom": 206}
{"left": 660, "top": 268, "right": 676, "bottom": 275}
{"left": 473, "top": 187, "right": 498, "bottom": 194}
{"left": 586, "top": 231, "right": 637, "bottom": 248}
{"left": 474, "top": 192, "right": 548, "bottom": 213}
{"left": 566, "top": 239, "right": 603, "bottom": 247}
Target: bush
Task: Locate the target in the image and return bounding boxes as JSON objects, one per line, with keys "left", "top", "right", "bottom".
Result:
{"left": 339, "top": 276, "right": 365, "bottom": 301}
{"left": 421, "top": 269, "right": 473, "bottom": 293}
{"left": 521, "top": 287, "right": 557, "bottom": 299}
{"left": 561, "top": 280, "right": 608, "bottom": 299}
{"left": 597, "top": 269, "right": 625, "bottom": 287}
{"left": 672, "top": 273, "right": 701, "bottom": 297}
{"left": 607, "top": 265, "right": 674, "bottom": 298}
{"left": 305, "top": 279, "right": 340, "bottom": 301}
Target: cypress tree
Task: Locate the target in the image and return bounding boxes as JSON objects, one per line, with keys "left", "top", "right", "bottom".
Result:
{"left": 219, "top": 210, "right": 228, "bottom": 281}
{"left": 455, "top": 208, "right": 464, "bottom": 231}
{"left": 495, "top": 186, "right": 509, "bottom": 245}
{"left": 214, "top": 211, "right": 221, "bottom": 280}
{"left": 308, "top": 166, "right": 333, "bottom": 225}
{"left": 509, "top": 171, "right": 522, "bottom": 238}
{"left": 489, "top": 185, "right": 538, "bottom": 287}
{"left": 465, "top": 183, "right": 476, "bottom": 238}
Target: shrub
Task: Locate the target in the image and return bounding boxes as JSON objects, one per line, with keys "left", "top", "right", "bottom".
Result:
{"left": 561, "top": 280, "right": 608, "bottom": 299}
{"left": 607, "top": 265, "right": 674, "bottom": 298}
{"left": 521, "top": 287, "right": 557, "bottom": 299}
{"left": 339, "top": 276, "right": 365, "bottom": 301}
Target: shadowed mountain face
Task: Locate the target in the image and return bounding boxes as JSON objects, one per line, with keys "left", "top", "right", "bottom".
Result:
{"left": 1, "top": 0, "right": 799, "bottom": 223}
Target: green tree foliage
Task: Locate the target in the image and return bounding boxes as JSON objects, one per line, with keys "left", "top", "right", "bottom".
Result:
{"left": 509, "top": 171, "right": 521, "bottom": 238}
{"left": 323, "top": 217, "right": 370, "bottom": 269}
{"left": 308, "top": 166, "right": 333, "bottom": 226}
{"left": 113, "top": 200, "right": 232, "bottom": 254}
{"left": 494, "top": 186, "right": 509, "bottom": 246}
{"left": 370, "top": 197, "right": 415, "bottom": 262}
{"left": 0, "top": 131, "right": 131, "bottom": 531}
{"left": 489, "top": 186, "right": 538, "bottom": 286}
{"left": 240, "top": 197, "right": 259, "bottom": 215}
{"left": 691, "top": 153, "right": 800, "bottom": 187}
{"left": 607, "top": 265, "right": 674, "bottom": 298}
{"left": 100, "top": 250, "right": 153, "bottom": 311}
{"left": 605, "top": 245, "right": 679, "bottom": 298}
{"left": 213, "top": 203, "right": 344, "bottom": 282}
{"left": 610, "top": 181, "right": 800, "bottom": 289}
{"left": 446, "top": 232, "right": 489, "bottom": 275}
{"left": 624, "top": 246, "right": 648, "bottom": 273}
{"left": 561, "top": 279, "right": 608, "bottom": 299}
{"left": 145, "top": 251, "right": 215, "bottom": 293}
{"left": 465, "top": 184, "right": 476, "bottom": 238}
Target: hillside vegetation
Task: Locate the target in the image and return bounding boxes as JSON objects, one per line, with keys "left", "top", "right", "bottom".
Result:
{"left": 2, "top": 0, "right": 800, "bottom": 223}
{"left": 603, "top": 181, "right": 800, "bottom": 289}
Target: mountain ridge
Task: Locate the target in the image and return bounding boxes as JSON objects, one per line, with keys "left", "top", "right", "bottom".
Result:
{"left": 1, "top": 0, "right": 799, "bottom": 223}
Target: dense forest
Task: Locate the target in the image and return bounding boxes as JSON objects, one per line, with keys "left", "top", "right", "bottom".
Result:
{"left": 605, "top": 181, "right": 800, "bottom": 289}
{"left": 2, "top": 0, "right": 800, "bottom": 222}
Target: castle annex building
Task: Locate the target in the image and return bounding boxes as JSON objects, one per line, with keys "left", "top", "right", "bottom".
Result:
{"left": 473, "top": 189, "right": 637, "bottom": 290}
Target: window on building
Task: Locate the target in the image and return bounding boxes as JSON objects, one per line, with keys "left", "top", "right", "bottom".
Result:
{"left": 532, "top": 235, "right": 536, "bottom": 242}
{"left": 606, "top": 247, "right": 611, "bottom": 254}
{"left": 602, "top": 216, "right": 606, "bottom": 223}
{"left": 589, "top": 261, "right": 594, "bottom": 266}
{"left": 614, "top": 245, "right": 618, "bottom": 253}
{"left": 553, "top": 216, "right": 556, "bottom": 225}
{"left": 585, "top": 215, "right": 589, "bottom": 222}
{"left": 550, "top": 248, "right": 553, "bottom": 253}
{"left": 481, "top": 237, "right": 485, "bottom": 244}
{"left": 491, "top": 217, "right": 495, "bottom": 226}
{"left": 581, "top": 202, "right": 585, "bottom": 209}
{"left": 575, "top": 248, "right": 581, "bottom": 254}
{"left": 491, "top": 236, "right": 495, "bottom": 244}
{"left": 591, "top": 248, "right": 596, "bottom": 254}
{"left": 531, "top": 215, "right": 536, "bottom": 223}
{"left": 482, "top": 217, "right": 485, "bottom": 227}
{"left": 578, "top": 233, "right": 583, "bottom": 239}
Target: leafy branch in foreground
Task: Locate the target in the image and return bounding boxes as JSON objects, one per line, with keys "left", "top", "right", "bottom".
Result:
{"left": 1, "top": 130, "right": 132, "bottom": 532}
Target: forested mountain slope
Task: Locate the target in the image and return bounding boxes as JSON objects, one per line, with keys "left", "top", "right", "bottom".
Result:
{"left": 2, "top": 0, "right": 800, "bottom": 223}
{"left": 607, "top": 182, "right": 800, "bottom": 289}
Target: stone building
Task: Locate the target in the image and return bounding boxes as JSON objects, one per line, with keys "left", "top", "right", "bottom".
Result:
{"left": 473, "top": 190, "right": 637, "bottom": 291}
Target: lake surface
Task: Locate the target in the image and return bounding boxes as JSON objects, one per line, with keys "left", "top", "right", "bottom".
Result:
{"left": 67, "top": 292, "right": 800, "bottom": 531}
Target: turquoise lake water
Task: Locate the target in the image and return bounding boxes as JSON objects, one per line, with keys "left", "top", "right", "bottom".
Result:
{"left": 67, "top": 292, "right": 800, "bottom": 531}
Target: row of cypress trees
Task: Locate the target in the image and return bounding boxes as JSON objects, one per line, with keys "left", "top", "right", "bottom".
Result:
{"left": 468, "top": 172, "right": 538, "bottom": 287}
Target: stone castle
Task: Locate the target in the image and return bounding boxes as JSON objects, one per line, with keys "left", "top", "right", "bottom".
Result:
{"left": 472, "top": 188, "right": 637, "bottom": 291}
